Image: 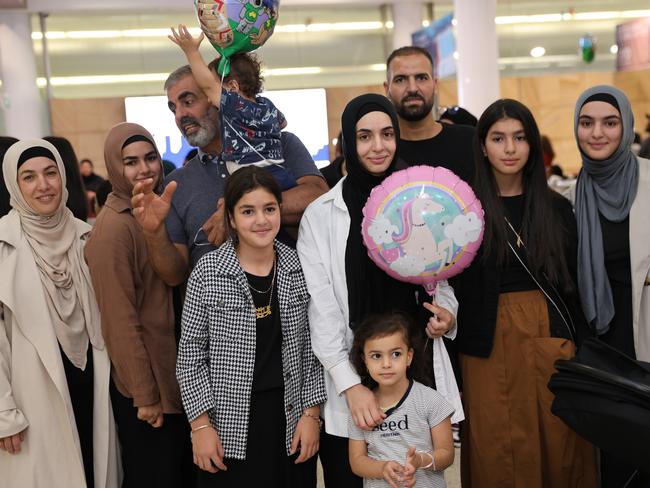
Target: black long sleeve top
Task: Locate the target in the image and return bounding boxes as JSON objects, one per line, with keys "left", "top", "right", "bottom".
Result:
{"left": 453, "top": 190, "right": 592, "bottom": 358}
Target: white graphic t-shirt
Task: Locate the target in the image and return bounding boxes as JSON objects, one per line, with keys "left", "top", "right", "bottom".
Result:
{"left": 349, "top": 380, "right": 454, "bottom": 488}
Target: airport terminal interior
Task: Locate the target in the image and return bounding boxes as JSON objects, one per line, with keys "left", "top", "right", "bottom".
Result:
{"left": 1, "top": 0, "right": 649, "bottom": 175}
{"left": 1, "top": 2, "right": 649, "bottom": 487}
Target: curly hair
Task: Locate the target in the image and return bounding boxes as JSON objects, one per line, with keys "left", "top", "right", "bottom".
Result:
{"left": 350, "top": 312, "right": 424, "bottom": 389}
{"left": 208, "top": 52, "right": 264, "bottom": 99}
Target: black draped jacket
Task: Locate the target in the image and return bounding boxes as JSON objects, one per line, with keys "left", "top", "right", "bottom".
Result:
{"left": 453, "top": 191, "right": 593, "bottom": 358}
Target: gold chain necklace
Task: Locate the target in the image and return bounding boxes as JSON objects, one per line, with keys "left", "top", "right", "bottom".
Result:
{"left": 249, "top": 257, "right": 277, "bottom": 319}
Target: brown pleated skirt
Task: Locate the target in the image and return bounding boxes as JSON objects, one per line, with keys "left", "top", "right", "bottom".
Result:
{"left": 460, "top": 290, "right": 597, "bottom": 488}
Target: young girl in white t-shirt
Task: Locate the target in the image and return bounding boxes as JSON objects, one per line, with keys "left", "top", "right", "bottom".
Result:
{"left": 348, "top": 312, "right": 455, "bottom": 488}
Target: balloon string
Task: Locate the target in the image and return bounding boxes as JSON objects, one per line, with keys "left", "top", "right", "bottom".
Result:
{"left": 424, "top": 284, "right": 438, "bottom": 352}
{"left": 218, "top": 59, "right": 269, "bottom": 165}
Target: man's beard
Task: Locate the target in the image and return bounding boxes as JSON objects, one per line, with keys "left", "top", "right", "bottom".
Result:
{"left": 181, "top": 105, "right": 220, "bottom": 148}
{"left": 394, "top": 94, "right": 434, "bottom": 122}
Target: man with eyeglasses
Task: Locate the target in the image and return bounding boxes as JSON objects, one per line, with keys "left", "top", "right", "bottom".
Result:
{"left": 384, "top": 46, "right": 475, "bottom": 184}
{"left": 131, "top": 65, "right": 328, "bottom": 286}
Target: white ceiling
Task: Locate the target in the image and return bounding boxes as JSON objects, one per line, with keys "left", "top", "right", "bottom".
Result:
{"left": 19, "top": 0, "right": 427, "bottom": 11}
{"left": 3, "top": 0, "right": 648, "bottom": 97}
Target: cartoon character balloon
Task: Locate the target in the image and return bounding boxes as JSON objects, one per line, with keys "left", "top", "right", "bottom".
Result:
{"left": 362, "top": 165, "right": 484, "bottom": 296}
{"left": 195, "top": 0, "right": 280, "bottom": 76}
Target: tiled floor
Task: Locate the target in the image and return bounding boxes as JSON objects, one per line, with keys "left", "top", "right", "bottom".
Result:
{"left": 316, "top": 448, "right": 461, "bottom": 487}
{"left": 446, "top": 448, "right": 461, "bottom": 487}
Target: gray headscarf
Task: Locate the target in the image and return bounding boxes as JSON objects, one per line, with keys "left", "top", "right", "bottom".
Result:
{"left": 574, "top": 85, "right": 639, "bottom": 334}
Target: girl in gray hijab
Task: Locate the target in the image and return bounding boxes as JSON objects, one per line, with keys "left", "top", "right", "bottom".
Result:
{"left": 574, "top": 85, "right": 650, "bottom": 487}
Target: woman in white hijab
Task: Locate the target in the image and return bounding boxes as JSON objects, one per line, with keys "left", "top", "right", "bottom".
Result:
{"left": 0, "top": 139, "right": 120, "bottom": 488}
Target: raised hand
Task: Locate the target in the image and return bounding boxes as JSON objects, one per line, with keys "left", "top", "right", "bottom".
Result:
{"left": 168, "top": 24, "right": 204, "bottom": 54}
{"left": 131, "top": 178, "right": 177, "bottom": 235}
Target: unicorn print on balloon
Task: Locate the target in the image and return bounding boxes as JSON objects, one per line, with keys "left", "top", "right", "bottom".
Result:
{"left": 368, "top": 194, "right": 481, "bottom": 276}
{"left": 392, "top": 195, "right": 454, "bottom": 276}
{"left": 363, "top": 165, "right": 484, "bottom": 288}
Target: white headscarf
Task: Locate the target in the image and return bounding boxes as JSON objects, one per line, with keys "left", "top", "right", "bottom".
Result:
{"left": 2, "top": 139, "right": 103, "bottom": 369}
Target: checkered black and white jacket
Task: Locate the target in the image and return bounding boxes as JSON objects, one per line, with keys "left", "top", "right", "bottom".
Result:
{"left": 177, "top": 239, "right": 327, "bottom": 460}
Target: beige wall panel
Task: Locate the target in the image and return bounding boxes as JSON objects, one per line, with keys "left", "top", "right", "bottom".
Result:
{"left": 560, "top": 73, "right": 612, "bottom": 101}
{"left": 614, "top": 71, "right": 650, "bottom": 135}
{"left": 325, "top": 85, "right": 385, "bottom": 160}
{"left": 50, "top": 103, "right": 78, "bottom": 134}
{"left": 500, "top": 77, "right": 520, "bottom": 100}
{"left": 51, "top": 99, "right": 125, "bottom": 133}
{"left": 518, "top": 76, "right": 562, "bottom": 107}
{"left": 50, "top": 98, "right": 126, "bottom": 178}
{"left": 535, "top": 106, "right": 574, "bottom": 139}
{"left": 553, "top": 139, "right": 582, "bottom": 176}
{"left": 581, "top": 72, "right": 615, "bottom": 90}
{"left": 76, "top": 132, "right": 110, "bottom": 175}
{"left": 436, "top": 79, "right": 458, "bottom": 107}
{"left": 615, "top": 71, "right": 650, "bottom": 100}
{"left": 633, "top": 103, "right": 650, "bottom": 135}
{"left": 556, "top": 74, "right": 587, "bottom": 103}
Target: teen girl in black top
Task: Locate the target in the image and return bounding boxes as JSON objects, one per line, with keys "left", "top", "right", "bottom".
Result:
{"left": 453, "top": 99, "right": 596, "bottom": 488}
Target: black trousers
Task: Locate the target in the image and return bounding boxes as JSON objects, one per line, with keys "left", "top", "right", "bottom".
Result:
{"left": 60, "top": 344, "right": 95, "bottom": 488}
{"left": 318, "top": 427, "right": 362, "bottom": 488}
{"left": 110, "top": 381, "right": 195, "bottom": 488}
{"left": 197, "top": 388, "right": 317, "bottom": 488}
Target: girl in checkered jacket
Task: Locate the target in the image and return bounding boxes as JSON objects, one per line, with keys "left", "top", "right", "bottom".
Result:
{"left": 177, "top": 166, "right": 326, "bottom": 487}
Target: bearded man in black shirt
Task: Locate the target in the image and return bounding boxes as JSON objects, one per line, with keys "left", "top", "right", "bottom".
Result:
{"left": 384, "top": 47, "right": 476, "bottom": 420}
{"left": 384, "top": 46, "right": 476, "bottom": 184}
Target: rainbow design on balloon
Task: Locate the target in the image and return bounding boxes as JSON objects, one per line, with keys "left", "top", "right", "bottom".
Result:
{"left": 362, "top": 165, "right": 484, "bottom": 294}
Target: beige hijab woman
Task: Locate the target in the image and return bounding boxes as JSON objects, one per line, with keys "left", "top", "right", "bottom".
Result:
{"left": 0, "top": 139, "right": 120, "bottom": 488}
{"left": 3, "top": 139, "right": 104, "bottom": 368}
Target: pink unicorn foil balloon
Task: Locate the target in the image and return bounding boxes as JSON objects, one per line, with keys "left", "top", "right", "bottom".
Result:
{"left": 362, "top": 165, "right": 484, "bottom": 295}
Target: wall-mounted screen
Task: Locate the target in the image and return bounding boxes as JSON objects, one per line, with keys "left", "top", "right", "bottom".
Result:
{"left": 125, "top": 88, "right": 330, "bottom": 170}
